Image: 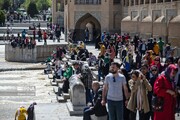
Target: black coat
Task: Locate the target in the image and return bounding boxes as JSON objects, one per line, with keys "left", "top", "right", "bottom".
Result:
{"left": 92, "top": 88, "right": 108, "bottom": 117}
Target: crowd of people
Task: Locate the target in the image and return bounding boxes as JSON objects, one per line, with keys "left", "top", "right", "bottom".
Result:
{"left": 8, "top": 22, "right": 65, "bottom": 48}
{"left": 42, "top": 30, "right": 180, "bottom": 120}
{"left": 9, "top": 29, "right": 36, "bottom": 49}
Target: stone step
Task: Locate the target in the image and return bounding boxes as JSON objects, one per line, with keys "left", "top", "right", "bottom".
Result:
{"left": 48, "top": 74, "right": 53, "bottom": 79}
{"left": 62, "top": 92, "right": 70, "bottom": 100}
{"left": 0, "top": 27, "right": 47, "bottom": 34}
{"left": 66, "top": 101, "right": 84, "bottom": 116}
{"left": 58, "top": 83, "right": 63, "bottom": 89}
{"left": 6, "top": 23, "right": 47, "bottom": 27}
{"left": 90, "top": 115, "right": 108, "bottom": 120}
{"left": 56, "top": 78, "right": 63, "bottom": 84}
{"left": 56, "top": 95, "right": 67, "bottom": 102}
{"left": 53, "top": 86, "right": 59, "bottom": 94}
{"left": 50, "top": 79, "right": 57, "bottom": 86}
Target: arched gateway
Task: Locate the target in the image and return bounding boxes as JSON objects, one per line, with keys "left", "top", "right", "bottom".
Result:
{"left": 74, "top": 13, "right": 101, "bottom": 42}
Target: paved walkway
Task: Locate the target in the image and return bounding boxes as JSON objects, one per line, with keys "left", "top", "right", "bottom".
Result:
{"left": 0, "top": 33, "right": 180, "bottom": 120}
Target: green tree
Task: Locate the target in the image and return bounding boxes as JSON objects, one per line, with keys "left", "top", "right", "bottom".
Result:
{"left": 22, "top": 0, "right": 52, "bottom": 11}
{"left": 2, "top": 0, "right": 11, "bottom": 11}
{"left": 0, "top": 10, "right": 5, "bottom": 26}
{"left": 27, "top": 2, "right": 39, "bottom": 18}
{"left": 36, "top": 0, "right": 51, "bottom": 11}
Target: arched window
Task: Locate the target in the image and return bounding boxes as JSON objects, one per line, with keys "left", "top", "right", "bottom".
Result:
{"left": 114, "top": 0, "right": 121, "bottom": 4}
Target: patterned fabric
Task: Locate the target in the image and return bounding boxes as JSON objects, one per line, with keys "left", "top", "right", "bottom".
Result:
{"left": 81, "top": 65, "right": 93, "bottom": 89}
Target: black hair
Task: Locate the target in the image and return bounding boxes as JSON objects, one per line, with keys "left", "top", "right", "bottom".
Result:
{"left": 131, "top": 70, "right": 140, "bottom": 77}
{"left": 121, "top": 68, "right": 130, "bottom": 80}
{"left": 111, "top": 62, "right": 121, "bottom": 68}
{"left": 141, "top": 64, "right": 149, "bottom": 69}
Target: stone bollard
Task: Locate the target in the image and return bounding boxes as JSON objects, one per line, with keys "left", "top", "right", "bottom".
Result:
{"left": 66, "top": 75, "right": 86, "bottom": 116}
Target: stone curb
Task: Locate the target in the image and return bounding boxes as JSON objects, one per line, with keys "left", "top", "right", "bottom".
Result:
{"left": 0, "top": 66, "right": 46, "bottom": 72}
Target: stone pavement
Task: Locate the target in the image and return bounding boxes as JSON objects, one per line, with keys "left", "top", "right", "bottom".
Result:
{"left": 0, "top": 33, "right": 180, "bottom": 120}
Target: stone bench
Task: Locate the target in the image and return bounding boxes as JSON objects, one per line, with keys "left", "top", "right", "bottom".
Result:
{"left": 48, "top": 74, "right": 53, "bottom": 79}
{"left": 91, "top": 115, "right": 108, "bottom": 120}
{"left": 55, "top": 78, "right": 64, "bottom": 84}
{"left": 55, "top": 83, "right": 68, "bottom": 102}
{"left": 67, "top": 75, "right": 86, "bottom": 116}
{"left": 55, "top": 82, "right": 70, "bottom": 102}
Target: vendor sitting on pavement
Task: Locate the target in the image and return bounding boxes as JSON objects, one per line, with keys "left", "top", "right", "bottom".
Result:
{"left": 88, "top": 52, "right": 97, "bottom": 66}
{"left": 77, "top": 46, "right": 87, "bottom": 61}
{"left": 53, "top": 65, "right": 63, "bottom": 82}
{"left": 83, "top": 81, "right": 108, "bottom": 120}
{"left": 73, "top": 61, "right": 93, "bottom": 104}
{"left": 62, "top": 62, "right": 73, "bottom": 93}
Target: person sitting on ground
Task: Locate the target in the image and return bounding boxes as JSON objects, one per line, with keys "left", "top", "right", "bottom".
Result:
{"left": 77, "top": 46, "right": 86, "bottom": 61}
{"left": 79, "top": 41, "right": 85, "bottom": 49}
{"left": 71, "top": 48, "right": 78, "bottom": 60}
{"left": 62, "top": 62, "right": 73, "bottom": 93}
{"left": 73, "top": 61, "right": 93, "bottom": 103}
{"left": 53, "top": 65, "right": 63, "bottom": 82}
{"left": 27, "top": 102, "right": 37, "bottom": 120}
{"left": 83, "top": 81, "right": 108, "bottom": 120}
{"left": 88, "top": 52, "right": 97, "bottom": 66}
{"left": 72, "top": 61, "right": 82, "bottom": 74}
{"left": 44, "top": 63, "right": 52, "bottom": 74}
{"left": 15, "top": 106, "right": 28, "bottom": 120}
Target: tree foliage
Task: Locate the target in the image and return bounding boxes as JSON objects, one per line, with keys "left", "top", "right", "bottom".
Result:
{"left": 22, "top": 0, "right": 52, "bottom": 11}
{"left": 27, "top": 2, "right": 39, "bottom": 18}
{"left": 0, "top": 10, "right": 5, "bottom": 26}
{"left": 2, "top": 0, "right": 11, "bottom": 11}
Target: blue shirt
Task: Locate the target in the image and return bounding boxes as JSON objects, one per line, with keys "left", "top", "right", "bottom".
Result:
{"left": 105, "top": 73, "right": 126, "bottom": 101}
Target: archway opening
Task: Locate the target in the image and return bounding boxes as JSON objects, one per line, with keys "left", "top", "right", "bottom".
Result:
{"left": 74, "top": 13, "right": 101, "bottom": 42}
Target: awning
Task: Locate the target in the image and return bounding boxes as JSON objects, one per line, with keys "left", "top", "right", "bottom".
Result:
{"left": 142, "top": 16, "right": 152, "bottom": 22}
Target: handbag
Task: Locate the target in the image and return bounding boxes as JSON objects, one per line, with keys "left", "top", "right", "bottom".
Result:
{"left": 151, "top": 94, "right": 164, "bottom": 112}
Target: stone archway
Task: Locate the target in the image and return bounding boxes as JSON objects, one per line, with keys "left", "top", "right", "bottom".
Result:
{"left": 74, "top": 13, "right": 101, "bottom": 42}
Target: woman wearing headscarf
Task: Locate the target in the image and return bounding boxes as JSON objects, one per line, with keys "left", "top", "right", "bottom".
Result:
{"left": 154, "top": 64, "right": 178, "bottom": 120}
{"left": 127, "top": 70, "right": 152, "bottom": 120}
{"left": 151, "top": 56, "right": 164, "bottom": 73}
{"left": 175, "top": 58, "right": 180, "bottom": 114}
{"left": 148, "top": 65, "right": 159, "bottom": 120}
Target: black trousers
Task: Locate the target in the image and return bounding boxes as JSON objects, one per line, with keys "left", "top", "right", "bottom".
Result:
{"left": 129, "top": 110, "right": 150, "bottom": 120}
{"left": 83, "top": 107, "right": 95, "bottom": 120}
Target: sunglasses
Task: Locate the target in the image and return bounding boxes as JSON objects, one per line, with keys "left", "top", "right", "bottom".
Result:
{"left": 113, "top": 77, "right": 116, "bottom": 82}
{"left": 151, "top": 69, "right": 157, "bottom": 71}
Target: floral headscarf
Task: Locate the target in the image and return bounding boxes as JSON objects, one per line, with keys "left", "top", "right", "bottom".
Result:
{"left": 164, "top": 64, "right": 178, "bottom": 83}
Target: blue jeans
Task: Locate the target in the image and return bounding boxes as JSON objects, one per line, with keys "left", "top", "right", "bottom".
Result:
{"left": 83, "top": 106, "right": 95, "bottom": 120}
{"left": 98, "top": 68, "right": 103, "bottom": 81}
{"left": 85, "top": 87, "right": 92, "bottom": 104}
{"left": 107, "top": 100, "right": 123, "bottom": 120}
